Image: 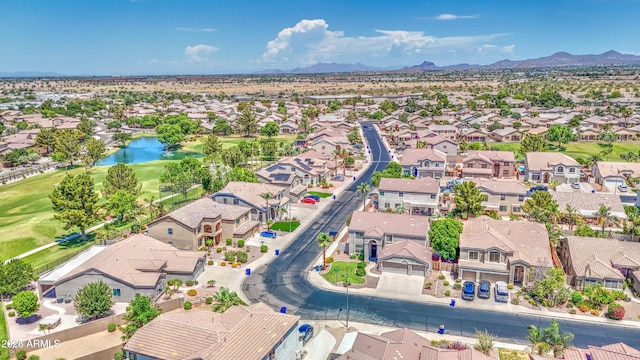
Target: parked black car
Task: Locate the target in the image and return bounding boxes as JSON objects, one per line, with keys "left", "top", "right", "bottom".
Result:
{"left": 477, "top": 280, "right": 491, "bottom": 299}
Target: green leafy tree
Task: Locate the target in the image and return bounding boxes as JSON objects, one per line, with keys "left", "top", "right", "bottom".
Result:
{"left": 226, "top": 167, "right": 259, "bottom": 182}
{"left": 83, "top": 137, "right": 106, "bottom": 167}
{"left": 574, "top": 224, "right": 597, "bottom": 237}
{"left": 49, "top": 173, "right": 101, "bottom": 240}
{"left": 35, "top": 127, "right": 57, "bottom": 154}
{"left": 380, "top": 99, "right": 399, "bottom": 114}
{"left": 260, "top": 121, "right": 280, "bottom": 138}
{"left": 220, "top": 146, "right": 245, "bottom": 167}
{"left": 106, "top": 190, "right": 138, "bottom": 222}
{"left": 121, "top": 293, "right": 161, "bottom": 340}
{"left": 527, "top": 268, "right": 569, "bottom": 307}
{"left": 102, "top": 164, "right": 140, "bottom": 200}
{"left": 77, "top": 118, "right": 96, "bottom": 138}
{"left": 428, "top": 218, "right": 463, "bottom": 260}
{"left": 546, "top": 125, "right": 574, "bottom": 149}
{"left": 112, "top": 132, "right": 132, "bottom": 147}
{"left": 73, "top": 281, "right": 114, "bottom": 320}
{"left": 156, "top": 123, "right": 185, "bottom": 149}
{"left": 595, "top": 203, "right": 616, "bottom": 235}
{"left": 453, "top": 181, "right": 484, "bottom": 219}
{"left": 598, "top": 130, "right": 617, "bottom": 148}
{"left": 519, "top": 134, "right": 547, "bottom": 156}
{"left": 12, "top": 290, "right": 40, "bottom": 318}
{"left": 0, "top": 259, "right": 34, "bottom": 296}
{"left": 202, "top": 133, "right": 223, "bottom": 163}
{"left": 468, "top": 141, "right": 483, "bottom": 150}
{"left": 238, "top": 107, "right": 258, "bottom": 137}
{"left": 317, "top": 232, "right": 334, "bottom": 268}
{"left": 211, "top": 287, "right": 247, "bottom": 313}
{"left": 357, "top": 182, "right": 370, "bottom": 210}
{"left": 522, "top": 191, "right": 559, "bottom": 224}
{"left": 583, "top": 283, "right": 614, "bottom": 309}
{"left": 53, "top": 129, "right": 83, "bottom": 168}
{"left": 527, "top": 319, "right": 574, "bottom": 358}
{"left": 213, "top": 118, "right": 234, "bottom": 135}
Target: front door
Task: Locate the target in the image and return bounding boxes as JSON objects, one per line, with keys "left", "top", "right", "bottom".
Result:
{"left": 543, "top": 173, "right": 550, "bottom": 183}
{"left": 514, "top": 266, "right": 525, "bottom": 284}
{"left": 493, "top": 163, "right": 500, "bottom": 177}
{"left": 370, "top": 244, "right": 378, "bottom": 261}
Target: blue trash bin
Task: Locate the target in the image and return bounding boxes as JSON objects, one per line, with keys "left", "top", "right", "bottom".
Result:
{"left": 353, "top": 176, "right": 356, "bottom": 181}
{"left": 333, "top": 195, "right": 336, "bottom": 200}
{"left": 280, "top": 306, "right": 287, "bottom": 313}
{"left": 438, "top": 325, "right": 445, "bottom": 334}
{"left": 275, "top": 249, "right": 280, "bottom": 256}
{"left": 450, "top": 299, "right": 456, "bottom": 307}
{"left": 245, "top": 268, "right": 251, "bottom": 275}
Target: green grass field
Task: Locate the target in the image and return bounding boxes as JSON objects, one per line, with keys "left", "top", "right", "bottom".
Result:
{"left": 321, "top": 261, "right": 365, "bottom": 284}
{"left": 181, "top": 134, "right": 297, "bottom": 153}
{"left": 0, "top": 309, "right": 8, "bottom": 360}
{"left": 22, "top": 238, "right": 96, "bottom": 273}
{"left": 270, "top": 221, "right": 301, "bottom": 232}
{"left": 307, "top": 191, "right": 333, "bottom": 198}
{"left": 490, "top": 141, "right": 640, "bottom": 162}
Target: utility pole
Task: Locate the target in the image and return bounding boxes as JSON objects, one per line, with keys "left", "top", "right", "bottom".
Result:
{"left": 346, "top": 263, "right": 350, "bottom": 328}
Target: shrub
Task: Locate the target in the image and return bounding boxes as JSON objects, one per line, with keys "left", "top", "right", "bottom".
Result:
{"left": 424, "top": 282, "right": 432, "bottom": 289}
{"left": 569, "top": 308, "right": 577, "bottom": 314}
{"left": 32, "top": 275, "right": 39, "bottom": 281}
{"left": 570, "top": 291, "right": 583, "bottom": 305}
{"left": 260, "top": 245, "right": 268, "bottom": 253}
{"left": 443, "top": 281, "right": 450, "bottom": 286}
{"left": 184, "top": 301, "right": 192, "bottom": 310}
{"left": 220, "top": 261, "right": 226, "bottom": 266}
{"left": 237, "top": 251, "right": 248, "bottom": 263}
{"left": 438, "top": 275, "right": 445, "bottom": 280}
{"left": 507, "top": 283, "right": 514, "bottom": 290}
{"left": 358, "top": 253, "right": 364, "bottom": 261}
{"left": 16, "top": 350, "right": 27, "bottom": 360}
{"left": 612, "top": 290, "right": 627, "bottom": 301}
{"left": 226, "top": 238, "right": 232, "bottom": 245}
{"left": 444, "top": 290, "right": 451, "bottom": 296}
{"left": 237, "top": 240, "right": 245, "bottom": 248}
{"left": 126, "top": 306, "right": 131, "bottom": 312}
{"left": 455, "top": 279, "right": 462, "bottom": 283}
{"left": 350, "top": 253, "right": 357, "bottom": 259}
{"left": 224, "top": 251, "right": 236, "bottom": 262}
{"left": 357, "top": 261, "right": 366, "bottom": 269}
{"left": 194, "top": 280, "right": 198, "bottom": 285}
{"left": 607, "top": 303, "right": 625, "bottom": 320}
{"left": 453, "top": 283, "right": 462, "bottom": 290}
{"left": 185, "top": 280, "right": 193, "bottom": 286}
{"left": 355, "top": 268, "right": 366, "bottom": 277}
{"left": 567, "top": 302, "right": 574, "bottom": 309}
{"left": 114, "top": 350, "right": 126, "bottom": 360}
{"left": 187, "top": 289, "right": 197, "bottom": 296}
{"left": 510, "top": 297, "right": 520, "bottom": 305}
{"left": 325, "top": 257, "right": 334, "bottom": 264}
{"left": 198, "top": 246, "right": 207, "bottom": 251}
{"left": 208, "top": 260, "right": 214, "bottom": 265}
{"left": 8, "top": 311, "right": 15, "bottom": 317}
{"left": 205, "top": 297, "right": 213, "bottom": 305}
{"left": 590, "top": 309, "right": 601, "bottom": 316}
{"left": 231, "top": 263, "right": 238, "bottom": 268}
{"left": 5, "top": 303, "right": 12, "bottom": 309}
{"left": 216, "top": 247, "right": 223, "bottom": 253}
{"left": 108, "top": 323, "right": 117, "bottom": 332}
{"left": 578, "top": 304, "right": 590, "bottom": 313}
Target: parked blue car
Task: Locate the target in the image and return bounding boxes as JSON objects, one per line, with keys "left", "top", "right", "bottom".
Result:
{"left": 529, "top": 185, "right": 548, "bottom": 192}
{"left": 462, "top": 281, "right": 475, "bottom": 301}
{"left": 260, "top": 230, "right": 277, "bottom": 239}
{"left": 305, "top": 194, "right": 320, "bottom": 202}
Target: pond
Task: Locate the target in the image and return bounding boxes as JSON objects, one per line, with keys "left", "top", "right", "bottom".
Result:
{"left": 96, "top": 137, "right": 202, "bottom": 166}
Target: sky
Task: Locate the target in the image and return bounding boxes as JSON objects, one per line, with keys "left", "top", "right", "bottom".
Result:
{"left": 1, "top": 0, "right": 639, "bottom": 75}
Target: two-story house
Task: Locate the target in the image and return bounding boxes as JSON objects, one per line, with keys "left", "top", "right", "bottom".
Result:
{"left": 277, "top": 153, "right": 332, "bottom": 186}
{"left": 524, "top": 152, "right": 581, "bottom": 184}
{"left": 461, "top": 150, "right": 516, "bottom": 179}
{"left": 378, "top": 177, "right": 440, "bottom": 215}
{"left": 147, "top": 198, "right": 261, "bottom": 249}
{"left": 427, "top": 124, "right": 457, "bottom": 140}
{"left": 211, "top": 182, "right": 289, "bottom": 223}
{"left": 256, "top": 164, "right": 307, "bottom": 201}
{"left": 473, "top": 179, "right": 528, "bottom": 215}
{"left": 399, "top": 148, "right": 448, "bottom": 180}
{"left": 458, "top": 216, "right": 553, "bottom": 284}
{"left": 348, "top": 211, "right": 431, "bottom": 276}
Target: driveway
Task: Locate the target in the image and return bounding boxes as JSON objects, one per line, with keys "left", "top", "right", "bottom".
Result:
{"left": 556, "top": 182, "right": 594, "bottom": 193}
{"left": 303, "top": 328, "right": 336, "bottom": 360}
{"left": 375, "top": 273, "right": 424, "bottom": 296}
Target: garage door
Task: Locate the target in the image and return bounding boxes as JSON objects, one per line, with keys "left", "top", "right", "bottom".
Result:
{"left": 410, "top": 265, "right": 426, "bottom": 277}
{"left": 462, "top": 270, "right": 476, "bottom": 281}
{"left": 480, "top": 273, "right": 508, "bottom": 283}
{"left": 382, "top": 261, "right": 408, "bottom": 275}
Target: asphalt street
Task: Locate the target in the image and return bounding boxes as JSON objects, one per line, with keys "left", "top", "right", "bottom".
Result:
{"left": 243, "top": 122, "right": 640, "bottom": 348}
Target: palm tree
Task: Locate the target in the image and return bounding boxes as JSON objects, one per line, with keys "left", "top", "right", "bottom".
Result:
{"left": 564, "top": 204, "right": 580, "bottom": 231}
{"left": 586, "top": 152, "right": 604, "bottom": 167}
{"left": 545, "top": 320, "right": 575, "bottom": 358}
{"left": 260, "top": 192, "right": 272, "bottom": 222}
{"left": 317, "top": 232, "right": 334, "bottom": 268}
{"left": 623, "top": 215, "right": 640, "bottom": 242}
{"left": 357, "top": 183, "right": 370, "bottom": 211}
{"left": 595, "top": 203, "right": 616, "bottom": 235}
{"left": 211, "top": 287, "right": 247, "bottom": 313}
{"left": 395, "top": 205, "right": 407, "bottom": 214}
{"left": 527, "top": 324, "right": 551, "bottom": 355}
{"left": 619, "top": 105, "right": 634, "bottom": 128}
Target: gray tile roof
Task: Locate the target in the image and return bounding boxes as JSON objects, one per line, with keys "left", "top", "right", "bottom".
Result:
{"left": 564, "top": 236, "right": 640, "bottom": 280}
{"left": 349, "top": 211, "right": 429, "bottom": 239}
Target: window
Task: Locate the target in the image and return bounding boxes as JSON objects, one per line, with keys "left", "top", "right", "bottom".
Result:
{"left": 234, "top": 199, "right": 239, "bottom": 205}
{"left": 395, "top": 203, "right": 401, "bottom": 209}
{"left": 385, "top": 234, "right": 393, "bottom": 243}
{"left": 518, "top": 194, "right": 525, "bottom": 202}
{"left": 235, "top": 218, "right": 240, "bottom": 225}
{"left": 113, "top": 289, "right": 121, "bottom": 297}
{"left": 430, "top": 194, "right": 436, "bottom": 199}
{"left": 468, "top": 251, "right": 479, "bottom": 261}
{"left": 223, "top": 198, "right": 228, "bottom": 204}
{"left": 532, "top": 174, "right": 540, "bottom": 181}
{"left": 513, "top": 206, "right": 521, "bottom": 213}
{"left": 556, "top": 166, "right": 564, "bottom": 173}
{"left": 481, "top": 164, "right": 488, "bottom": 169}
{"left": 167, "top": 228, "right": 173, "bottom": 235}
{"left": 384, "top": 202, "right": 390, "bottom": 209}
{"left": 398, "top": 192, "right": 404, "bottom": 197}
{"left": 204, "top": 225, "right": 212, "bottom": 233}
{"left": 569, "top": 168, "right": 576, "bottom": 173}
{"left": 604, "top": 279, "right": 621, "bottom": 289}
{"left": 488, "top": 251, "right": 500, "bottom": 263}
{"left": 379, "top": 191, "right": 385, "bottom": 196}
{"left": 354, "top": 231, "right": 364, "bottom": 239}
{"left": 467, "top": 163, "right": 474, "bottom": 168}
{"left": 503, "top": 169, "right": 510, "bottom": 176}
{"left": 500, "top": 194, "right": 506, "bottom": 200}
{"left": 499, "top": 205, "right": 508, "bottom": 212}
{"left": 504, "top": 162, "right": 510, "bottom": 166}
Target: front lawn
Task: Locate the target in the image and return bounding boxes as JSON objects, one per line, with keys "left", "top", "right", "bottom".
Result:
{"left": 307, "top": 191, "right": 333, "bottom": 198}
{"left": 321, "top": 261, "right": 365, "bottom": 284}
{"left": 270, "top": 221, "right": 301, "bottom": 232}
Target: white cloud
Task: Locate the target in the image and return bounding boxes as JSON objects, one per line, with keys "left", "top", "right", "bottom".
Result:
{"left": 176, "top": 27, "right": 216, "bottom": 33}
{"left": 261, "top": 19, "right": 510, "bottom": 66}
{"left": 184, "top": 44, "right": 218, "bottom": 61}
{"left": 435, "top": 14, "right": 479, "bottom": 20}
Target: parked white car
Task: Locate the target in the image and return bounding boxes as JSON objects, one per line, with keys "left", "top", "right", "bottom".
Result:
{"left": 494, "top": 281, "right": 509, "bottom": 303}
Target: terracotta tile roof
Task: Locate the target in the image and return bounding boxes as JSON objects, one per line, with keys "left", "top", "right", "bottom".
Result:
{"left": 459, "top": 217, "right": 552, "bottom": 267}
{"left": 379, "top": 177, "right": 440, "bottom": 194}
{"left": 150, "top": 198, "right": 248, "bottom": 229}
{"left": 594, "top": 161, "right": 640, "bottom": 178}
{"left": 525, "top": 152, "right": 580, "bottom": 171}
{"left": 57, "top": 234, "right": 204, "bottom": 288}
{"left": 472, "top": 179, "right": 528, "bottom": 195}
{"left": 551, "top": 192, "right": 626, "bottom": 219}
{"left": 380, "top": 240, "right": 432, "bottom": 264}
{"left": 464, "top": 150, "right": 515, "bottom": 163}
{"left": 400, "top": 148, "right": 447, "bottom": 166}
{"left": 349, "top": 211, "right": 429, "bottom": 239}
{"left": 564, "top": 236, "right": 640, "bottom": 280}
{"left": 124, "top": 303, "right": 300, "bottom": 360}
{"left": 216, "top": 181, "right": 289, "bottom": 209}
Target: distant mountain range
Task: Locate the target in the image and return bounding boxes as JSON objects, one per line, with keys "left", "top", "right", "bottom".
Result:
{"left": 256, "top": 50, "right": 640, "bottom": 74}
{"left": 0, "top": 71, "right": 64, "bottom": 78}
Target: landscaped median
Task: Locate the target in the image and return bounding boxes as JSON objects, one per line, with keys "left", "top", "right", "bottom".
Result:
{"left": 307, "top": 191, "right": 333, "bottom": 199}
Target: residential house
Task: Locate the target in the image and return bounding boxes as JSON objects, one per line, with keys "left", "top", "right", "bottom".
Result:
{"left": 309, "top": 134, "right": 350, "bottom": 156}
{"left": 458, "top": 216, "right": 553, "bottom": 284}
{"left": 147, "top": 198, "right": 260, "bottom": 249}
{"left": 473, "top": 179, "right": 528, "bottom": 215}
{"left": 551, "top": 191, "right": 627, "bottom": 221}
{"left": 348, "top": 211, "right": 430, "bottom": 276}
{"left": 591, "top": 161, "right": 640, "bottom": 189}
{"left": 461, "top": 128, "right": 490, "bottom": 143}
{"left": 124, "top": 303, "right": 302, "bottom": 360}
{"left": 462, "top": 150, "right": 516, "bottom": 179}
{"left": 38, "top": 234, "right": 205, "bottom": 301}
{"left": 211, "top": 182, "right": 290, "bottom": 222}
{"left": 336, "top": 327, "right": 497, "bottom": 360}
{"left": 524, "top": 152, "right": 581, "bottom": 183}
{"left": 529, "top": 343, "right": 640, "bottom": 360}
{"left": 277, "top": 153, "right": 332, "bottom": 186}
{"left": 428, "top": 124, "right": 457, "bottom": 140}
{"left": 490, "top": 127, "right": 523, "bottom": 142}
{"left": 399, "top": 148, "right": 448, "bottom": 180}
{"left": 401, "top": 132, "right": 458, "bottom": 156}
{"left": 0, "top": 129, "right": 40, "bottom": 155}
{"left": 256, "top": 164, "right": 307, "bottom": 201}
{"left": 559, "top": 236, "right": 640, "bottom": 290}
{"left": 578, "top": 127, "right": 600, "bottom": 141}
{"left": 378, "top": 177, "right": 440, "bottom": 215}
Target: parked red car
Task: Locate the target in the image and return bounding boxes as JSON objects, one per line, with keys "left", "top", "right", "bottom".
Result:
{"left": 301, "top": 198, "right": 316, "bottom": 204}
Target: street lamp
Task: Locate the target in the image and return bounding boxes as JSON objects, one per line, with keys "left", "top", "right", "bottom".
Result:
{"left": 346, "top": 263, "right": 350, "bottom": 328}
